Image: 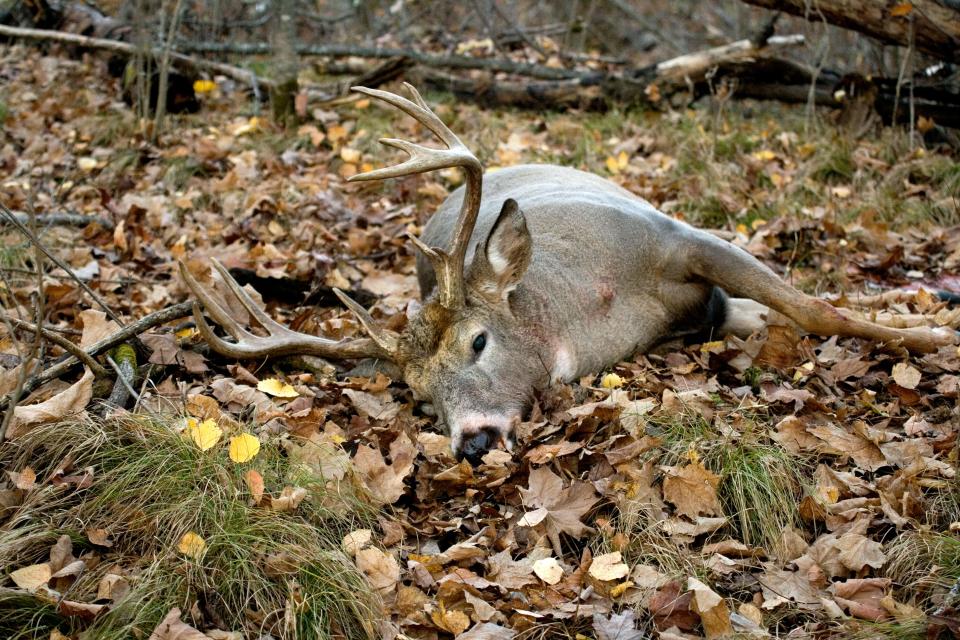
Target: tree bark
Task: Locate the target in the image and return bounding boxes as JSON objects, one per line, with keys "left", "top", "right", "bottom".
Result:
{"left": 739, "top": 0, "right": 960, "bottom": 63}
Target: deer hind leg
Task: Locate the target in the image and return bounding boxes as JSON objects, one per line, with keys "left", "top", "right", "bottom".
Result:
{"left": 684, "top": 232, "right": 956, "bottom": 353}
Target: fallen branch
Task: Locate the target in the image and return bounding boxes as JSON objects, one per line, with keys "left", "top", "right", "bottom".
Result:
{"left": 1, "top": 211, "right": 114, "bottom": 229}
{"left": 4, "top": 316, "right": 108, "bottom": 377}
{"left": 173, "top": 40, "right": 591, "bottom": 81}
{"left": 0, "top": 202, "right": 124, "bottom": 327}
{"left": 0, "top": 301, "right": 194, "bottom": 411}
{"left": 0, "top": 23, "right": 272, "bottom": 91}
{"left": 738, "top": 0, "right": 960, "bottom": 64}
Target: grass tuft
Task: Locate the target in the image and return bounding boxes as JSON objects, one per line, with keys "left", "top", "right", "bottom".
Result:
{"left": 1, "top": 415, "right": 379, "bottom": 639}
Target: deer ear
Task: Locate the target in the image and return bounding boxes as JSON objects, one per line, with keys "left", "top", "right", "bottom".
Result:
{"left": 469, "top": 199, "right": 532, "bottom": 301}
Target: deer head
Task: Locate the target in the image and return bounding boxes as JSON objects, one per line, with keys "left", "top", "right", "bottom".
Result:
{"left": 181, "top": 84, "right": 544, "bottom": 464}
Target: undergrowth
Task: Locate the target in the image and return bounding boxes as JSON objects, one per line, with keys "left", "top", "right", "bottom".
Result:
{"left": 0, "top": 415, "right": 379, "bottom": 639}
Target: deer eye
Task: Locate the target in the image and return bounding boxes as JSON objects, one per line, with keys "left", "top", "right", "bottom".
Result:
{"left": 472, "top": 333, "right": 487, "bottom": 354}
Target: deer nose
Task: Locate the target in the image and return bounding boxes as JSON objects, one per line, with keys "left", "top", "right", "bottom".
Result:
{"left": 459, "top": 427, "right": 499, "bottom": 466}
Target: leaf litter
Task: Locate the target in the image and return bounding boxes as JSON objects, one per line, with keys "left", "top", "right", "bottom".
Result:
{"left": 0, "top": 44, "right": 959, "bottom": 639}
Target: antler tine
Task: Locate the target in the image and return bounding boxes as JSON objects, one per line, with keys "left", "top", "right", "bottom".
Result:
{"left": 179, "top": 259, "right": 398, "bottom": 361}
{"left": 347, "top": 83, "right": 483, "bottom": 310}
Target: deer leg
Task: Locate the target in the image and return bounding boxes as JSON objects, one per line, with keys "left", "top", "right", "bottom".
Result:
{"left": 721, "top": 298, "right": 770, "bottom": 338}
{"left": 684, "top": 233, "right": 957, "bottom": 353}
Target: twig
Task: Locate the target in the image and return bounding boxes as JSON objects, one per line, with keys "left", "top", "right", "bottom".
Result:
{"left": 106, "top": 354, "right": 140, "bottom": 407}
{"left": 0, "top": 301, "right": 194, "bottom": 412}
{"left": 0, "top": 202, "right": 124, "bottom": 327}
{"left": 0, "top": 212, "right": 114, "bottom": 228}
{"left": 3, "top": 316, "right": 108, "bottom": 377}
{"left": 0, "top": 24, "right": 272, "bottom": 91}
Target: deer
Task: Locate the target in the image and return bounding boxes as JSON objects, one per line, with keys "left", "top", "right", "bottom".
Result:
{"left": 180, "top": 83, "right": 956, "bottom": 465}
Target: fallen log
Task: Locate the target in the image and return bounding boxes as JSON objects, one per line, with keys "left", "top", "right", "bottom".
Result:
{"left": 0, "top": 23, "right": 272, "bottom": 91}
{"left": 739, "top": 0, "right": 960, "bottom": 64}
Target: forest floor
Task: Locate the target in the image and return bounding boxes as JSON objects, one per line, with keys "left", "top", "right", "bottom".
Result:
{"left": 2, "top": 42, "right": 960, "bottom": 639}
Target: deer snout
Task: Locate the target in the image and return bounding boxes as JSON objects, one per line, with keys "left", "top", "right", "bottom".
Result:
{"left": 457, "top": 427, "right": 500, "bottom": 466}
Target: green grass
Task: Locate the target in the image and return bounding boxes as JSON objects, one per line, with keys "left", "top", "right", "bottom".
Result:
{"left": 1, "top": 415, "right": 379, "bottom": 639}
{"left": 885, "top": 531, "right": 960, "bottom": 610}
{"left": 646, "top": 410, "right": 806, "bottom": 553}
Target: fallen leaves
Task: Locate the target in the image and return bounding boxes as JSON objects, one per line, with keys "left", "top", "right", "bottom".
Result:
{"left": 352, "top": 431, "right": 416, "bottom": 504}
{"left": 188, "top": 419, "right": 222, "bottom": 451}
{"left": 8, "top": 367, "right": 94, "bottom": 439}
{"left": 661, "top": 460, "right": 722, "bottom": 518}
{"left": 177, "top": 532, "right": 207, "bottom": 559}
{"left": 589, "top": 552, "right": 630, "bottom": 581}
{"left": 228, "top": 433, "right": 260, "bottom": 463}
{"left": 10, "top": 563, "right": 52, "bottom": 590}
{"left": 519, "top": 466, "right": 599, "bottom": 554}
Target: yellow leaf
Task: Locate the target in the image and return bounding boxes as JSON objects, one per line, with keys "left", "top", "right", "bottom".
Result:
{"left": 751, "top": 149, "right": 776, "bottom": 162}
{"left": 605, "top": 155, "right": 621, "bottom": 174}
{"left": 188, "top": 419, "right": 222, "bottom": 451}
{"left": 617, "top": 150, "right": 629, "bottom": 169}
{"left": 77, "top": 157, "right": 98, "bottom": 172}
{"left": 257, "top": 378, "right": 299, "bottom": 398}
{"left": 193, "top": 79, "right": 217, "bottom": 94}
{"left": 610, "top": 580, "right": 634, "bottom": 597}
{"left": 327, "top": 124, "right": 348, "bottom": 143}
{"left": 177, "top": 531, "right": 206, "bottom": 559}
{"left": 10, "top": 563, "right": 51, "bottom": 590}
{"left": 891, "top": 2, "right": 912, "bottom": 16}
{"left": 751, "top": 218, "right": 767, "bottom": 230}
{"left": 601, "top": 373, "right": 624, "bottom": 389}
{"left": 229, "top": 433, "right": 261, "bottom": 463}
{"left": 736, "top": 223, "right": 749, "bottom": 234}
{"left": 340, "top": 147, "right": 362, "bottom": 163}
{"left": 700, "top": 340, "right": 725, "bottom": 354}
{"left": 175, "top": 327, "right": 198, "bottom": 341}
{"left": 430, "top": 606, "right": 470, "bottom": 635}
{"left": 354, "top": 98, "right": 370, "bottom": 109}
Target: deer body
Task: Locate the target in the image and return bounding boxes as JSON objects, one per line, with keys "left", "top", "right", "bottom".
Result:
{"left": 418, "top": 164, "right": 724, "bottom": 381}
{"left": 182, "top": 84, "right": 955, "bottom": 466}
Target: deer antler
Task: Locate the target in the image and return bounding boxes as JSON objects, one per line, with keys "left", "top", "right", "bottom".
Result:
{"left": 349, "top": 83, "right": 482, "bottom": 311}
{"left": 179, "top": 259, "right": 398, "bottom": 361}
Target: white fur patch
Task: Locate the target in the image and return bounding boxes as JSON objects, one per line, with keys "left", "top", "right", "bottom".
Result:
{"left": 488, "top": 245, "right": 510, "bottom": 274}
{"left": 551, "top": 346, "right": 576, "bottom": 383}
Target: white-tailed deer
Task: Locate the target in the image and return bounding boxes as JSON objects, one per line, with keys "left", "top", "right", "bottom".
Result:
{"left": 181, "top": 84, "right": 956, "bottom": 464}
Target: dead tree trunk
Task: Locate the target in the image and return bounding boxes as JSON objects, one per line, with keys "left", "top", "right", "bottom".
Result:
{"left": 739, "top": 0, "right": 960, "bottom": 63}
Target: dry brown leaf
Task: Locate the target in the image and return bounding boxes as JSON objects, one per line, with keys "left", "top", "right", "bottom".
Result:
{"left": 244, "top": 470, "right": 264, "bottom": 504}
{"left": 835, "top": 533, "right": 886, "bottom": 572}
{"left": 79, "top": 309, "right": 120, "bottom": 348}
{"left": 458, "top": 622, "right": 517, "bottom": 639}
{"left": 430, "top": 606, "right": 470, "bottom": 635}
{"left": 352, "top": 432, "right": 416, "bottom": 504}
{"left": 355, "top": 546, "right": 400, "bottom": 598}
{"left": 830, "top": 578, "right": 891, "bottom": 621}
{"left": 97, "top": 573, "right": 131, "bottom": 601}
{"left": 148, "top": 607, "right": 212, "bottom": 640}
{"left": 519, "top": 466, "right": 599, "bottom": 553}
{"left": 487, "top": 550, "right": 536, "bottom": 590}
{"left": 687, "top": 577, "right": 732, "bottom": 639}
{"left": 342, "top": 529, "right": 373, "bottom": 556}
{"left": 891, "top": 362, "right": 921, "bottom": 390}
{"left": 589, "top": 551, "right": 630, "bottom": 581}
{"left": 592, "top": 610, "right": 645, "bottom": 640}
{"left": 8, "top": 466, "right": 36, "bottom": 490}
{"left": 8, "top": 368, "right": 94, "bottom": 439}
{"left": 10, "top": 563, "right": 52, "bottom": 590}
{"left": 807, "top": 423, "right": 886, "bottom": 471}
{"left": 533, "top": 557, "right": 564, "bottom": 584}
{"left": 662, "top": 460, "right": 722, "bottom": 518}
{"left": 342, "top": 388, "right": 401, "bottom": 421}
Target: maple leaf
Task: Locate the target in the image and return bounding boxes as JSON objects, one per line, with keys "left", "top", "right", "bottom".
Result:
{"left": 352, "top": 432, "right": 417, "bottom": 504}
{"left": 519, "top": 466, "right": 599, "bottom": 553}
{"left": 661, "top": 460, "right": 722, "bottom": 518}
{"left": 592, "top": 610, "right": 645, "bottom": 640}
{"left": 486, "top": 550, "right": 535, "bottom": 590}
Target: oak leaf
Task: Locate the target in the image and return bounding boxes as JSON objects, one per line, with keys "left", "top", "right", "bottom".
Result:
{"left": 518, "top": 466, "right": 599, "bottom": 552}
{"left": 662, "top": 461, "right": 722, "bottom": 518}
{"left": 355, "top": 546, "right": 400, "bottom": 598}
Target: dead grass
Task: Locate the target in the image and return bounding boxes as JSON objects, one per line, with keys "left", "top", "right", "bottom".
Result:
{"left": 0, "top": 414, "right": 379, "bottom": 639}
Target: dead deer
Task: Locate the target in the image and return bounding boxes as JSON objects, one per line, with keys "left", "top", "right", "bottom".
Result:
{"left": 180, "top": 83, "right": 956, "bottom": 464}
